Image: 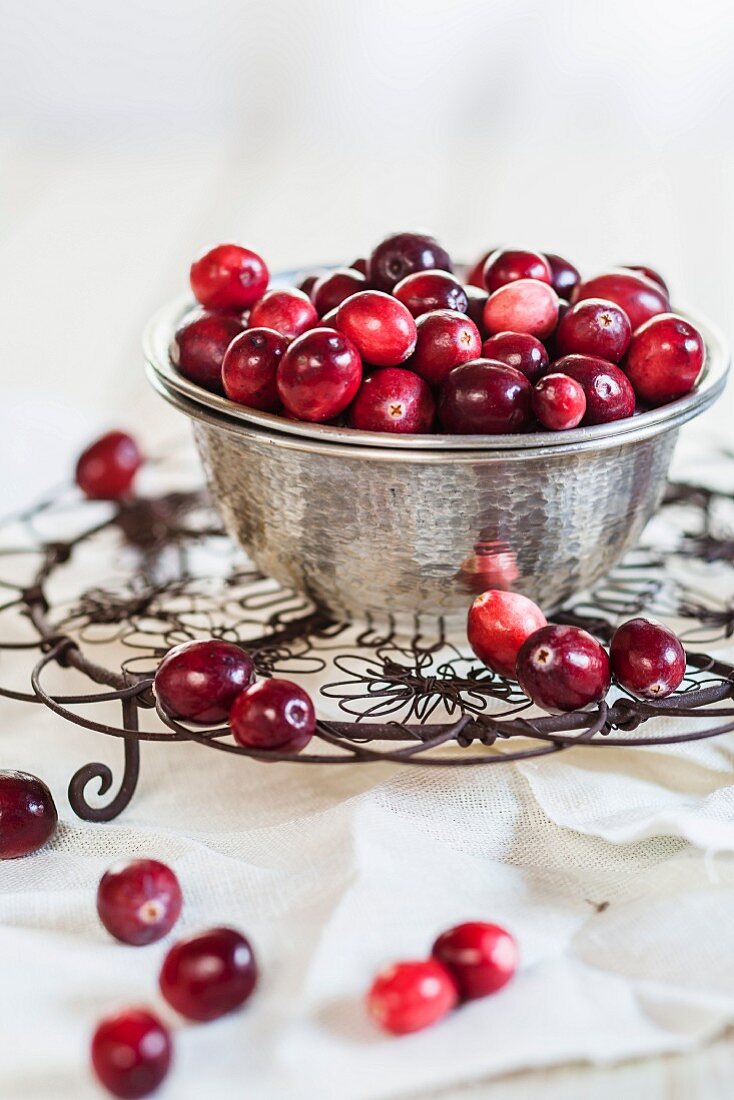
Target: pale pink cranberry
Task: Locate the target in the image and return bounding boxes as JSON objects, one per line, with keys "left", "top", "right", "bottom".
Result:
{"left": 516, "top": 624, "right": 611, "bottom": 713}
{"left": 277, "top": 328, "right": 362, "bottom": 421}
{"left": 481, "top": 332, "right": 549, "bottom": 384}
{"left": 532, "top": 374, "right": 587, "bottom": 431}
{"left": 248, "top": 288, "right": 318, "bottom": 340}
{"left": 335, "top": 290, "right": 417, "bottom": 367}
{"left": 572, "top": 269, "right": 669, "bottom": 331}
{"left": 624, "top": 313, "right": 705, "bottom": 406}
{"left": 483, "top": 249, "right": 552, "bottom": 293}
{"left": 349, "top": 368, "right": 435, "bottom": 433}
{"left": 467, "top": 590, "right": 547, "bottom": 678}
{"left": 190, "top": 243, "right": 268, "bottom": 311}
{"left": 432, "top": 922, "right": 518, "bottom": 1000}
{"left": 483, "top": 280, "right": 559, "bottom": 340}
{"left": 366, "top": 960, "right": 458, "bottom": 1035}
{"left": 222, "top": 328, "right": 288, "bottom": 411}
{"left": 410, "top": 310, "right": 482, "bottom": 387}
{"left": 553, "top": 354, "right": 635, "bottom": 425}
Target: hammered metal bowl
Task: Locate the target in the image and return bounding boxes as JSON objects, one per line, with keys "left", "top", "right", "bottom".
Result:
{"left": 144, "top": 291, "right": 728, "bottom": 625}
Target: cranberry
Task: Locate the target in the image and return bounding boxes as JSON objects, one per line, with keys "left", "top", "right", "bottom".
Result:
{"left": 230, "top": 678, "right": 315, "bottom": 754}
{"left": 624, "top": 313, "right": 705, "bottom": 406}
{"left": 532, "top": 373, "right": 587, "bottom": 431}
{"left": 393, "top": 269, "right": 468, "bottom": 318}
{"left": 247, "top": 288, "right": 318, "bottom": 340}
{"left": 572, "top": 269, "right": 669, "bottom": 331}
{"left": 366, "top": 960, "right": 458, "bottom": 1035}
{"left": 0, "top": 771, "right": 57, "bottom": 859}
{"left": 277, "top": 328, "right": 362, "bottom": 421}
{"left": 467, "top": 590, "right": 546, "bottom": 678}
{"left": 91, "top": 1008, "right": 171, "bottom": 1099}
{"left": 516, "top": 624, "right": 611, "bottom": 713}
{"left": 482, "top": 249, "right": 552, "bottom": 293}
{"left": 410, "top": 310, "right": 482, "bottom": 387}
{"left": 351, "top": 257, "right": 369, "bottom": 276}
{"left": 553, "top": 354, "right": 635, "bottom": 425}
{"left": 545, "top": 252, "right": 581, "bottom": 299}
{"left": 438, "top": 359, "right": 533, "bottom": 434}
{"left": 483, "top": 279, "right": 559, "bottom": 340}
{"left": 221, "top": 328, "right": 287, "bottom": 411}
{"left": 159, "top": 927, "right": 257, "bottom": 1021}
{"left": 544, "top": 298, "right": 569, "bottom": 361}
{"left": 170, "top": 312, "right": 244, "bottom": 392}
{"left": 610, "top": 617, "right": 686, "bottom": 699}
{"left": 335, "top": 290, "right": 416, "bottom": 367}
{"left": 190, "top": 243, "right": 269, "bottom": 312}
{"left": 432, "top": 922, "right": 518, "bottom": 1000}
{"left": 623, "top": 264, "right": 669, "bottom": 295}
{"left": 481, "top": 332, "right": 549, "bottom": 384}
{"left": 555, "top": 298, "right": 631, "bottom": 363}
{"left": 368, "top": 232, "right": 452, "bottom": 293}
{"left": 463, "top": 285, "right": 488, "bottom": 332}
{"left": 466, "top": 250, "right": 495, "bottom": 289}
{"left": 154, "top": 639, "right": 254, "bottom": 725}
{"left": 458, "top": 539, "right": 520, "bottom": 594}
{"left": 298, "top": 272, "right": 320, "bottom": 297}
{"left": 311, "top": 267, "right": 367, "bottom": 315}
{"left": 97, "top": 859, "right": 182, "bottom": 946}
{"left": 348, "top": 368, "right": 435, "bottom": 433}
{"left": 75, "top": 432, "right": 142, "bottom": 501}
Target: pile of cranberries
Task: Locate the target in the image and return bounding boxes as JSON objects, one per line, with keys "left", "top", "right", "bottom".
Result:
{"left": 171, "top": 235, "right": 705, "bottom": 435}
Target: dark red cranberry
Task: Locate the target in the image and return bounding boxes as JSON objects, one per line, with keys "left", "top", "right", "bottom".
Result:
{"left": 467, "top": 590, "right": 546, "bottom": 678}
{"left": 170, "top": 312, "right": 244, "bottom": 392}
{"left": 366, "top": 959, "right": 458, "bottom": 1035}
{"left": 610, "top": 617, "right": 686, "bottom": 699}
{"left": 484, "top": 280, "right": 559, "bottom": 339}
{"left": 463, "top": 285, "right": 488, "bottom": 332}
{"left": 349, "top": 367, "right": 435, "bottom": 433}
{"left": 76, "top": 432, "right": 142, "bottom": 501}
{"left": 190, "top": 243, "right": 269, "bottom": 312}
{"left": 572, "top": 269, "right": 669, "bottom": 331}
{"left": 410, "top": 310, "right": 482, "bottom": 387}
{"left": 556, "top": 298, "right": 631, "bottom": 363}
{"left": 481, "top": 332, "right": 549, "bottom": 384}
{"left": 432, "top": 922, "right": 518, "bottom": 1000}
{"left": 311, "top": 267, "right": 367, "bottom": 315}
{"left": 351, "top": 257, "right": 369, "bottom": 277}
{"left": 553, "top": 354, "right": 635, "bottom": 425}
{"left": 438, "top": 359, "right": 533, "bottom": 434}
{"left": 247, "top": 288, "right": 317, "bottom": 340}
{"left": 97, "top": 859, "right": 182, "bottom": 946}
{"left": 393, "top": 269, "right": 468, "bottom": 318}
{"left": 159, "top": 927, "right": 257, "bottom": 1022}
{"left": 532, "top": 373, "right": 587, "bottom": 431}
{"left": 0, "top": 771, "right": 57, "bottom": 859}
{"left": 623, "top": 264, "right": 669, "bottom": 296}
{"left": 545, "top": 252, "right": 581, "bottom": 299}
{"left": 335, "top": 290, "right": 416, "bottom": 367}
{"left": 624, "top": 313, "right": 705, "bottom": 406}
{"left": 368, "top": 232, "right": 452, "bottom": 292}
{"left": 277, "top": 328, "right": 362, "bottom": 421}
{"left": 466, "top": 250, "right": 495, "bottom": 288}
{"left": 154, "top": 639, "right": 254, "bottom": 725}
{"left": 482, "top": 249, "right": 552, "bottom": 293}
{"left": 298, "top": 272, "right": 321, "bottom": 297}
{"left": 91, "top": 1008, "right": 171, "bottom": 1099}
{"left": 230, "top": 678, "right": 315, "bottom": 754}
{"left": 222, "top": 328, "right": 287, "bottom": 411}
{"left": 544, "top": 298, "right": 570, "bottom": 360}
{"left": 516, "top": 624, "right": 611, "bottom": 713}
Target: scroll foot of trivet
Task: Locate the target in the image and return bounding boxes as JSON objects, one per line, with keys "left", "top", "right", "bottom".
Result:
{"left": 67, "top": 698, "right": 141, "bottom": 822}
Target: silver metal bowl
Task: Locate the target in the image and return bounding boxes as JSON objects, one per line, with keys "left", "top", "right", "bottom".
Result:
{"left": 144, "top": 290, "right": 729, "bottom": 625}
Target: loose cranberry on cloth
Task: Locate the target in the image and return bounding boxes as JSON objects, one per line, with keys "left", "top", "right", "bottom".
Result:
{"left": 190, "top": 243, "right": 269, "bottom": 311}
{"left": 349, "top": 367, "right": 435, "bottom": 433}
{"left": 467, "top": 590, "right": 546, "bottom": 679}
{"left": 170, "top": 311, "right": 245, "bottom": 392}
{"left": 277, "top": 327, "right": 362, "bottom": 421}
{"left": 516, "top": 624, "right": 611, "bottom": 713}
{"left": 97, "top": 859, "right": 182, "bottom": 946}
{"left": 624, "top": 314, "right": 705, "bottom": 405}
{"left": 91, "top": 1008, "right": 171, "bottom": 1099}
{"left": 159, "top": 927, "right": 258, "bottom": 1021}
{"left": 366, "top": 960, "right": 458, "bottom": 1035}
{"left": 154, "top": 639, "right": 254, "bottom": 724}
{"left": 610, "top": 618, "right": 686, "bottom": 699}
{"left": 75, "top": 431, "right": 142, "bottom": 500}
{"left": 432, "top": 922, "right": 518, "bottom": 1000}
{"left": 0, "top": 771, "right": 57, "bottom": 859}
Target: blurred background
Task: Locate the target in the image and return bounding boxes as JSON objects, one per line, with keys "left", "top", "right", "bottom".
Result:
{"left": 1, "top": 0, "right": 733, "bottom": 510}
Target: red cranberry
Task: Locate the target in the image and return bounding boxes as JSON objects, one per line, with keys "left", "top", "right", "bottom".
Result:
{"left": 247, "top": 288, "right": 317, "bottom": 340}
{"left": 572, "top": 269, "right": 669, "bottom": 331}
{"left": 623, "top": 264, "right": 669, "bottom": 296}
{"left": 482, "top": 249, "right": 552, "bottom": 293}
{"left": 298, "top": 272, "right": 320, "bottom": 297}
{"left": 91, "top": 1008, "right": 171, "bottom": 1099}
{"left": 97, "top": 859, "right": 182, "bottom": 946}
{"left": 545, "top": 252, "right": 581, "bottom": 299}
{"left": 349, "top": 367, "right": 435, "bottom": 433}
{"left": 190, "top": 243, "right": 268, "bottom": 311}
{"left": 467, "top": 590, "right": 546, "bottom": 678}
{"left": 553, "top": 354, "right": 635, "bottom": 425}
{"left": 466, "top": 250, "right": 495, "bottom": 289}
{"left": 222, "top": 328, "right": 287, "bottom": 411}
{"left": 463, "top": 285, "right": 488, "bottom": 332}
{"left": 335, "top": 290, "right": 417, "bottom": 367}
{"left": 410, "top": 310, "right": 482, "bottom": 387}
{"left": 351, "top": 257, "right": 369, "bottom": 277}
{"left": 277, "top": 328, "right": 362, "bottom": 421}
{"left": 555, "top": 298, "right": 631, "bottom": 363}
{"left": 393, "top": 270, "right": 468, "bottom": 318}
{"left": 483, "top": 280, "right": 559, "bottom": 340}
{"left": 368, "top": 232, "right": 452, "bottom": 292}
{"left": 481, "top": 332, "right": 549, "bottom": 384}
{"left": 610, "top": 617, "right": 686, "bottom": 699}
{"left": 230, "top": 678, "right": 315, "bottom": 754}
{"left": 170, "top": 312, "right": 245, "bottom": 392}
{"left": 432, "top": 922, "right": 518, "bottom": 1000}
{"left": 532, "top": 374, "right": 587, "bottom": 431}
{"left": 366, "top": 960, "right": 458, "bottom": 1035}
{"left": 159, "top": 927, "right": 257, "bottom": 1022}
{"left": 0, "top": 771, "right": 57, "bottom": 859}
{"left": 439, "top": 360, "right": 533, "bottom": 434}
{"left": 516, "top": 624, "right": 611, "bottom": 713}
{"left": 311, "top": 268, "right": 367, "bottom": 315}
{"left": 154, "top": 639, "right": 254, "bottom": 725}
{"left": 76, "top": 432, "right": 142, "bottom": 501}
{"left": 624, "top": 313, "right": 705, "bottom": 406}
